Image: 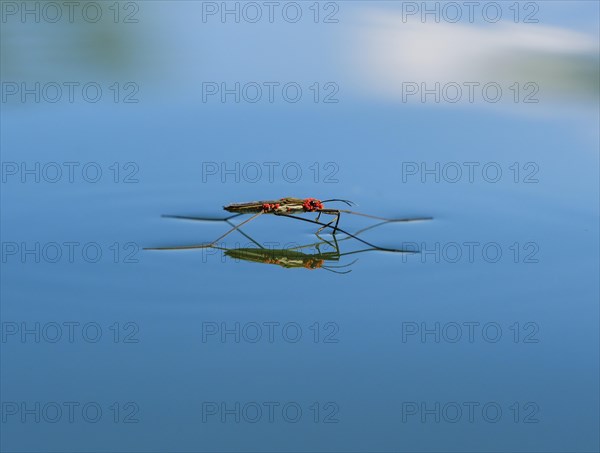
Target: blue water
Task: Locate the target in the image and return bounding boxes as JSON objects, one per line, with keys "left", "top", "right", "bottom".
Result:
{"left": 1, "top": 2, "right": 599, "bottom": 452}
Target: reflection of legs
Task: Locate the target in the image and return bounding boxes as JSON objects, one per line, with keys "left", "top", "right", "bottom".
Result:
{"left": 315, "top": 232, "right": 337, "bottom": 250}
{"left": 313, "top": 232, "right": 340, "bottom": 254}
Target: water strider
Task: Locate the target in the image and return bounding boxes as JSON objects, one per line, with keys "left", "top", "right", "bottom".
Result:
{"left": 146, "top": 197, "right": 432, "bottom": 255}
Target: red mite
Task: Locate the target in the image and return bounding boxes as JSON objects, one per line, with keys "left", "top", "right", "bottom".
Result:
{"left": 258, "top": 199, "right": 323, "bottom": 213}
{"left": 302, "top": 198, "right": 324, "bottom": 212}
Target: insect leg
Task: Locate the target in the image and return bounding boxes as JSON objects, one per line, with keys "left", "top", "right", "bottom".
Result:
{"left": 335, "top": 210, "right": 432, "bottom": 222}
{"left": 208, "top": 212, "right": 263, "bottom": 246}
{"left": 145, "top": 212, "right": 263, "bottom": 251}
{"left": 315, "top": 210, "right": 341, "bottom": 234}
{"left": 333, "top": 211, "right": 341, "bottom": 234}
{"left": 162, "top": 213, "right": 244, "bottom": 222}
{"left": 278, "top": 213, "right": 416, "bottom": 253}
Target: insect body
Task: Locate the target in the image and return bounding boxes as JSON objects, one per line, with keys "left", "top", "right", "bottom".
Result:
{"left": 224, "top": 197, "right": 386, "bottom": 235}
{"left": 149, "top": 197, "right": 432, "bottom": 253}
{"left": 224, "top": 197, "right": 325, "bottom": 215}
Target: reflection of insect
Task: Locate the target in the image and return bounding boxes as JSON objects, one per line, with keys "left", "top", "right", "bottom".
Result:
{"left": 147, "top": 218, "right": 420, "bottom": 274}
{"left": 147, "top": 197, "right": 432, "bottom": 253}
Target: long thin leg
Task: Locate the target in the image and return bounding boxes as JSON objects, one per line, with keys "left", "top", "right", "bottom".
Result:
{"left": 352, "top": 220, "right": 396, "bottom": 236}
{"left": 320, "top": 209, "right": 432, "bottom": 222}
{"left": 314, "top": 232, "right": 337, "bottom": 250}
{"left": 148, "top": 211, "right": 420, "bottom": 252}
{"left": 316, "top": 211, "right": 340, "bottom": 234}
{"left": 223, "top": 220, "right": 264, "bottom": 248}
{"left": 333, "top": 212, "right": 341, "bottom": 233}
{"left": 204, "top": 212, "right": 263, "bottom": 245}
{"left": 145, "top": 212, "right": 263, "bottom": 250}
{"left": 162, "top": 213, "right": 243, "bottom": 222}
{"left": 276, "top": 213, "right": 417, "bottom": 253}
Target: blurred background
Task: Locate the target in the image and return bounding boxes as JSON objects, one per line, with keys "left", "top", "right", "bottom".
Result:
{"left": 1, "top": 1, "right": 599, "bottom": 451}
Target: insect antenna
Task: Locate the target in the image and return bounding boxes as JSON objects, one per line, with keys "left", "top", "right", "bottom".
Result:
{"left": 321, "top": 267, "right": 353, "bottom": 275}
{"left": 321, "top": 199, "right": 355, "bottom": 207}
{"left": 323, "top": 259, "right": 359, "bottom": 269}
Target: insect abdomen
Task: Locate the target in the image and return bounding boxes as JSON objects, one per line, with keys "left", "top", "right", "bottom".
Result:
{"left": 223, "top": 202, "right": 263, "bottom": 213}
